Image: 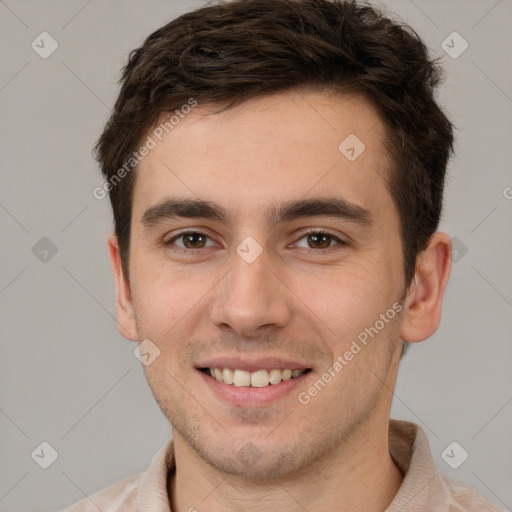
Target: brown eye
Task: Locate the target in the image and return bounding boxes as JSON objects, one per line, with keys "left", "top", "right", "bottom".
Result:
{"left": 181, "top": 232, "right": 207, "bottom": 248}
{"left": 165, "top": 231, "right": 215, "bottom": 250}
{"left": 306, "top": 232, "right": 332, "bottom": 249}
{"left": 294, "top": 231, "right": 344, "bottom": 250}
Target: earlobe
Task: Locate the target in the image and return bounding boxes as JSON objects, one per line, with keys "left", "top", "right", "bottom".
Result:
{"left": 400, "top": 232, "right": 452, "bottom": 343}
{"left": 107, "top": 233, "right": 138, "bottom": 341}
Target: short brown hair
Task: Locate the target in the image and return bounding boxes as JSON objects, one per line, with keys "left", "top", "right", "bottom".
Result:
{"left": 95, "top": 0, "right": 454, "bottom": 293}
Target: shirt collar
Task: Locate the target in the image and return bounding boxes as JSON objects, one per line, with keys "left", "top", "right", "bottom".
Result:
{"left": 386, "top": 419, "right": 451, "bottom": 511}
{"left": 136, "top": 419, "right": 450, "bottom": 511}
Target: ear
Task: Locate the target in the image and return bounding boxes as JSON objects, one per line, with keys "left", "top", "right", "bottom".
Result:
{"left": 107, "top": 233, "right": 138, "bottom": 341}
{"left": 400, "top": 232, "right": 452, "bottom": 343}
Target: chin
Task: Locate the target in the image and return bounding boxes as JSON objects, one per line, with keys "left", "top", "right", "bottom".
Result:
{"left": 176, "top": 420, "right": 330, "bottom": 481}
{"left": 200, "top": 443, "right": 306, "bottom": 480}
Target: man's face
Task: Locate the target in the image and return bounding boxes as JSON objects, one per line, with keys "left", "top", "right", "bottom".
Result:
{"left": 118, "top": 90, "right": 408, "bottom": 478}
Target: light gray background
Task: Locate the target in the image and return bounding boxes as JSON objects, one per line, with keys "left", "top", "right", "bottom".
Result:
{"left": 0, "top": 1, "right": 511, "bottom": 511}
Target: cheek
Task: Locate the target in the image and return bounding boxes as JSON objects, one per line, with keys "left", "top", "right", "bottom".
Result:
{"left": 292, "top": 264, "right": 382, "bottom": 330}
{"left": 131, "top": 264, "right": 215, "bottom": 337}
{"left": 290, "top": 264, "right": 401, "bottom": 370}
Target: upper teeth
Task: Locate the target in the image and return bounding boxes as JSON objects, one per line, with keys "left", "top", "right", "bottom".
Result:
{"left": 208, "top": 368, "right": 307, "bottom": 387}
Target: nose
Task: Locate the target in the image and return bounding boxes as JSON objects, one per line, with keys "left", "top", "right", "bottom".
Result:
{"left": 209, "top": 246, "right": 294, "bottom": 338}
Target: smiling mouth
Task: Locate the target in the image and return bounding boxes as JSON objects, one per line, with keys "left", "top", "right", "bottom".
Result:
{"left": 199, "top": 367, "right": 312, "bottom": 388}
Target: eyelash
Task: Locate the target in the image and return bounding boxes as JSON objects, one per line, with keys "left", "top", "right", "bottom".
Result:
{"left": 163, "top": 228, "right": 347, "bottom": 255}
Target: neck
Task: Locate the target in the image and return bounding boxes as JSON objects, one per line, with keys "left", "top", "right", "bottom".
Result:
{"left": 169, "top": 412, "right": 403, "bottom": 512}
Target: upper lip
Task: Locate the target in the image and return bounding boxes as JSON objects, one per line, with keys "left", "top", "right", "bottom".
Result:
{"left": 197, "top": 357, "right": 312, "bottom": 372}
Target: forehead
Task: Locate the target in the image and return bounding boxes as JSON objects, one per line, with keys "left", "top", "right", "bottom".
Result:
{"left": 132, "top": 89, "right": 395, "bottom": 224}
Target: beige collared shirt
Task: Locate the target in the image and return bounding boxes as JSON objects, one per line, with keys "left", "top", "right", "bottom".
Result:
{"left": 59, "top": 419, "right": 502, "bottom": 511}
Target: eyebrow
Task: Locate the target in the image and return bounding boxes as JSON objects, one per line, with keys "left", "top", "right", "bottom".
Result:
{"left": 140, "top": 196, "right": 373, "bottom": 229}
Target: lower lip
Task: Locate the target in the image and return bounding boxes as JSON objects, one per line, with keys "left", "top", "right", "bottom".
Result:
{"left": 197, "top": 370, "right": 311, "bottom": 407}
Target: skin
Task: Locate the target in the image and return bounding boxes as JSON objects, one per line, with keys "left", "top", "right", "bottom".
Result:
{"left": 108, "top": 89, "right": 452, "bottom": 511}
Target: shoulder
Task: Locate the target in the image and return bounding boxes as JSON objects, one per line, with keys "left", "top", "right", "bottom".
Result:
{"left": 57, "top": 438, "right": 175, "bottom": 512}
{"left": 58, "top": 473, "right": 141, "bottom": 512}
{"left": 444, "top": 476, "right": 503, "bottom": 511}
